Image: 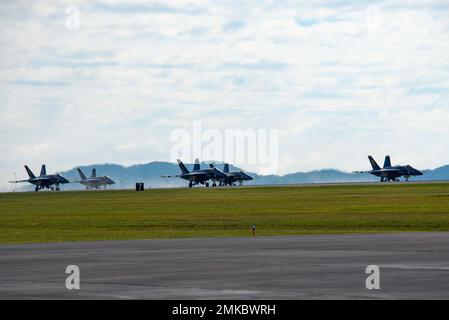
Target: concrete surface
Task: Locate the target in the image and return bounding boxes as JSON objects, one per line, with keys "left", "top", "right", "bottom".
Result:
{"left": 1, "top": 232, "right": 449, "bottom": 299}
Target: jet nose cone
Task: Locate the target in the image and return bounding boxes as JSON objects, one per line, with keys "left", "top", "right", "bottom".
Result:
{"left": 59, "top": 175, "right": 70, "bottom": 183}
{"left": 408, "top": 166, "right": 423, "bottom": 175}
{"left": 408, "top": 166, "right": 423, "bottom": 176}
{"left": 242, "top": 172, "right": 253, "bottom": 180}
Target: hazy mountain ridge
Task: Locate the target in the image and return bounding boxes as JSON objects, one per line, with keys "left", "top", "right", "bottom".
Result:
{"left": 13, "top": 162, "right": 449, "bottom": 191}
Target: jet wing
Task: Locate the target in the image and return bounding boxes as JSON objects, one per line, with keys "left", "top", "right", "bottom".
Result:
{"left": 211, "top": 169, "right": 228, "bottom": 178}
{"left": 33, "top": 176, "right": 54, "bottom": 181}
{"left": 55, "top": 174, "right": 70, "bottom": 184}
{"left": 183, "top": 172, "right": 209, "bottom": 177}
{"left": 105, "top": 177, "right": 115, "bottom": 184}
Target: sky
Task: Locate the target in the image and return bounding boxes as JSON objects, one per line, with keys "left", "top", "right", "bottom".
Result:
{"left": 1, "top": 0, "right": 449, "bottom": 190}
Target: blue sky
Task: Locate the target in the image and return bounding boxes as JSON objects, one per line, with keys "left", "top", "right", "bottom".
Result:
{"left": 1, "top": 0, "right": 449, "bottom": 190}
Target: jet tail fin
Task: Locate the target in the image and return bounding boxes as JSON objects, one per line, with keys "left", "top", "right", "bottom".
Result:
{"left": 224, "top": 163, "right": 230, "bottom": 173}
{"left": 177, "top": 159, "right": 189, "bottom": 174}
{"left": 24, "top": 165, "right": 36, "bottom": 179}
{"left": 193, "top": 158, "right": 200, "bottom": 171}
{"left": 91, "top": 168, "right": 96, "bottom": 178}
{"left": 40, "top": 164, "right": 46, "bottom": 176}
{"left": 368, "top": 156, "right": 381, "bottom": 170}
{"left": 383, "top": 155, "right": 391, "bottom": 168}
{"left": 77, "top": 168, "right": 87, "bottom": 180}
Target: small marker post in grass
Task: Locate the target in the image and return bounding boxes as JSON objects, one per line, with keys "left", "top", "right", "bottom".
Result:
{"left": 252, "top": 224, "right": 256, "bottom": 237}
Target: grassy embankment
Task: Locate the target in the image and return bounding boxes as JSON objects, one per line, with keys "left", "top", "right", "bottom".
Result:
{"left": 1, "top": 183, "right": 449, "bottom": 244}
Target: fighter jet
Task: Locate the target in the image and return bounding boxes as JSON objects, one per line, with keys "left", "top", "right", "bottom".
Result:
{"left": 162, "top": 159, "right": 228, "bottom": 188}
{"left": 355, "top": 155, "right": 423, "bottom": 182}
{"left": 209, "top": 163, "right": 254, "bottom": 186}
{"left": 76, "top": 168, "right": 115, "bottom": 190}
{"left": 9, "top": 165, "right": 69, "bottom": 191}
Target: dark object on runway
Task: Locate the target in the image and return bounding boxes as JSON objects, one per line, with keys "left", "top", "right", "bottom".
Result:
{"left": 8, "top": 164, "right": 69, "bottom": 191}
{"left": 354, "top": 155, "right": 423, "bottom": 182}
{"left": 136, "top": 182, "right": 144, "bottom": 191}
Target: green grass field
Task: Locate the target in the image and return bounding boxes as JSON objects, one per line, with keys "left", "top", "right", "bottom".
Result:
{"left": 1, "top": 183, "right": 449, "bottom": 244}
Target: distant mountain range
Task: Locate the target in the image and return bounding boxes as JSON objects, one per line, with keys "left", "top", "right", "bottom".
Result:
{"left": 14, "top": 161, "right": 449, "bottom": 191}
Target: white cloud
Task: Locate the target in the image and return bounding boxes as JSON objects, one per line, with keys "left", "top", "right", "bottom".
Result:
{"left": 1, "top": 0, "right": 449, "bottom": 189}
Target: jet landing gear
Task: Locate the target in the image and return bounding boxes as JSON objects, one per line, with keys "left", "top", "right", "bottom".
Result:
{"left": 50, "top": 185, "right": 61, "bottom": 191}
{"left": 381, "top": 177, "right": 400, "bottom": 183}
{"left": 188, "top": 181, "right": 212, "bottom": 188}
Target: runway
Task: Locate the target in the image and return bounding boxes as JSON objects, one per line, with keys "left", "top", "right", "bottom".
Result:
{"left": 1, "top": 232, "right": 449, "bottom": 299}
{"left": 4, "top": 179, "right": 449, "bottom": 194}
